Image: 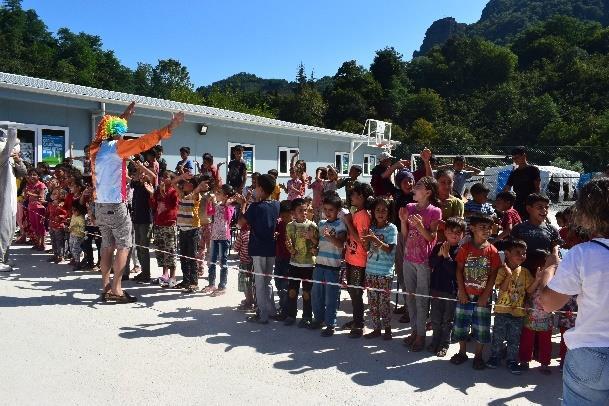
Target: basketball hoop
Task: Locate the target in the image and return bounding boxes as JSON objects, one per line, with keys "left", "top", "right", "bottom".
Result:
{"left": 364, "top": 119, "right": 392, "bottom": 148}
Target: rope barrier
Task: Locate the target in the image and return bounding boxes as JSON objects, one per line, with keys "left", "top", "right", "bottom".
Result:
{"left": 20, "top": 207, "right": 577, "bottom": 316}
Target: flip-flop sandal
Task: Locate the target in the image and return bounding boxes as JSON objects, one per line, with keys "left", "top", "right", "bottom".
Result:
{"left": 411, "top": 341, "right": 425, "bottom": 352}
{"left": 106, "top": 291, "right": 138, "bottom": 304}
{"left": 100, "top": 284, "right": 112, "bottom": 302}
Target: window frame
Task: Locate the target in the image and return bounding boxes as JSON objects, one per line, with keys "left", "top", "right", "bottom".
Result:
{"left": 335, "top": 151, "right": 350, "bottom": 176}
{"left": 363, "top": 154, "right": 377, "bottom": 176}
{"left": 277, "top": 147, "right": 300, "bottom": 176}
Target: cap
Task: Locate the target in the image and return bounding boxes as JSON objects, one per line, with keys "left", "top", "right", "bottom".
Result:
{"left": 395, "top": 169, "right": 415, "bottom": 187}
{"left": 378, "top": 151, "right": 394, "bottom": 161}
{"left": 351, "top": 164, "right": 363, "bottom": 173}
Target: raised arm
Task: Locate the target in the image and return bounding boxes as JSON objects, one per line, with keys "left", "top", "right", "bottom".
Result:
{"left": 116, "top": 112, "right": 184, "bottom": 159}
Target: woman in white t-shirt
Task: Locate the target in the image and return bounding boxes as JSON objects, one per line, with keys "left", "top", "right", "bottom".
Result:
{"left": 541, "top": 178, "right": 609, "bottom": 406}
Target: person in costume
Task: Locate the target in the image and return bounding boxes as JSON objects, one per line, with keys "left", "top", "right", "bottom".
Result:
{"left": 91, "top": 102, "right": 184, "bottom": 302}
{"left": 0, "top": 127, "right": 27, "bottom": 272}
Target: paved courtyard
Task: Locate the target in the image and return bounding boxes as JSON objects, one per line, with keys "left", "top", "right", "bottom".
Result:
{"left": 0, "top": 245, "right": 563, "bottom": 405}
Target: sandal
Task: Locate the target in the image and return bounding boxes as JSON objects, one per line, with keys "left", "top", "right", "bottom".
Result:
{"left": 202, "top": 286, "right": 216, "bottom": 294}
{"left": 436, "top": 347, "right": 448, "bottom": 358}
{"left": 106, "top": 291, "right": 138, "bottom": 304}
{"left": 197, "top": 270, "right": 204, "bottom": 278}
{"left": 403, "top": 334, "right": 416, "bottom": 347}
{"left": 211, "top": 289, "right": 226, "bottom": 297}
{"left": 450, "top": 352, "right": 469, "bottom": 365}
{"left": 472, "top": 357, "right": 486, "bottom": 370}
{"left": 411, "top": 339, "right": 425, "bottom": 352}
{"left": 100, "top": 284, "right": 112, "bottom": 302}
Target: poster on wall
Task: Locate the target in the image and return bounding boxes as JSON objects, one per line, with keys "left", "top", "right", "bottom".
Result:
{"left": 243, "top": 149, "right": 254, "bottom": 173}
{"left": 41, "top": 132, "right": 65, "bottom": 165}
{"left": 20, "top": 143, "right": 34, "bottom": 165}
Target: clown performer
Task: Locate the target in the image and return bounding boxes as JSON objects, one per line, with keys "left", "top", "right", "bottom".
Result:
{"left": 0, "top": 126, "right": 27, "bottom": 272}
{"left": 91, "top": 102, "right": 184, "bottom": 302}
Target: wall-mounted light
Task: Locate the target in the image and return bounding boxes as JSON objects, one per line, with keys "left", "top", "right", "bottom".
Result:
{"left": 199, "top": 124, "right": 208, "bottom": 135}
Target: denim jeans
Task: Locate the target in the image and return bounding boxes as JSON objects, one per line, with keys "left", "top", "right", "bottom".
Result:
{"left": 179, "top": 228, "right": 200, "bottom": 286}
{"left": 274, "top": 257, "right": 290, "bottom": 315}
{"left": 430, "top": 291, "right": 456, "bottom": 349}
{"left": 133, "top": 223, "right": 152, "bottom": 277}
{"left": 563, "top": 347, "right": 609, "bottom": 405}
{"left": 490, "top": 313, "right": 524, "bottom": 362}
{"left": 253, "top": 256, "right": 276, "bottom": 322}
{"left": 312, "top": 265, "right": 341, "bottom": 327}
{"left": 208, "top": 240, "right": 230, "bottom": 288}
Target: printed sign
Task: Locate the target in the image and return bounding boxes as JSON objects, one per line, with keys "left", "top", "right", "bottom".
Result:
{"left": 42, "top": 134, "right": 65, "bottom": 165}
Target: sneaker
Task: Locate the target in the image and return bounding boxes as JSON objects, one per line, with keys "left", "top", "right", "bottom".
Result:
{"left": 308, "top": 320, "right": 323, "bottom": 330}
{"left": 173, "top": 281, "right": 190, "bottom": 290}
{"left": 508, "top": 361, "right": 521, "bottom": 375}
{"left": 270, "top": 313, "right": 287, "bottom": 321}
{"left": 298, "top": 318, "right": 311, "bottom": 328}
{"left": 246, "top": 315, "right": 269, "bottom": 325}
{"left": 157, "top": 275, "right": 170, "bottom": 286}
{"left": 284, "top": 317, "right": 296, "bottom": 326}
{"left": 0, "top": 263, "right": 12, "bottom": 273}
{"left": 364, "top": 329, "right": 381, "bottom": 339}
{"left": 383, "top": 328, "right": 392, "bottom": 341}
{"left": 348, "top": 328, "right": 363, "bottom": 338}
{"left": 166, "top": 279, "right": 178, "bottom": 288}
{"left": 486, "top": 357, "right": 499, "bottom": 369}
{"left": 321, "top": 326, "right": 335, "bottom": 337}
{"left": 519, "top": 362, "right": 530, "bottom": 372}
{"left": 133, "top": 273, "right": 151, "bottom": 284}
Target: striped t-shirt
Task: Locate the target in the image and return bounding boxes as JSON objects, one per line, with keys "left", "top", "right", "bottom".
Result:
{"left": 316, "top": 218, "right": 347, "bottom": 268}
{"left": 177, "top": 194, "right": 201, "bottom": 230}
{"left": 365, "top": 223, "right": 398, "bottom": 277}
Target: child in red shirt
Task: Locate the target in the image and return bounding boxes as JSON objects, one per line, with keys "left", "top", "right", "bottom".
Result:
{"left": 47, "top": 188, "right": 68, "bottom": 263}
{"left": 151, "top": 171, "right": 178, "bottom": 287}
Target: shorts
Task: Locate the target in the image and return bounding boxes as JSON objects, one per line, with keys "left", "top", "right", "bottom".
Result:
{"left": 452, "top": 294, "right": 492, "bottom": 344}
{"left": 95, "top": 203, "right": 132, "bottom": 249}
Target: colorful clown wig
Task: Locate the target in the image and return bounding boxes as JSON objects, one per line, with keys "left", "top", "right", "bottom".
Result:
{"left": 95, "top": 115, "right": 128, "bottom": 142}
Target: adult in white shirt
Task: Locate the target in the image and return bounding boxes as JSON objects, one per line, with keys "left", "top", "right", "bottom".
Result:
{"left": 541, "top": 178, "right": 609, "bottom": 406}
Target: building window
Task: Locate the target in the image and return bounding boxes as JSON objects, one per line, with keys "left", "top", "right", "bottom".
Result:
{"left": 363, "top": 154, "right": 377, "bottom": 176}
{"left": 277, "top": 147, "right": 299, "bottom": 176}
{"left": 335, "top": 152, "right": 350, "bottom": 175}
{"left": 0, "top": 122, "right": 69, "bottom": 166}
{"left": 228, "top": 142, "right": 255, "bottom": 173}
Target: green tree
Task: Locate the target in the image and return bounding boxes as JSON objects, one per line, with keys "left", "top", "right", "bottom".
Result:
{"left": 150, "top": 58, "right": 194, "bottom": 100}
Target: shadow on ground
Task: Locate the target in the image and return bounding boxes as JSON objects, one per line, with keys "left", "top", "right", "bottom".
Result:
{"left": 2, "top": 247, "right": 562, "bottom": 404}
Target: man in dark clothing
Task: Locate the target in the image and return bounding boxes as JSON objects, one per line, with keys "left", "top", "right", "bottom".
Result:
{"left": 503, "top": 146, "right": 541, "bottom": 219}
{"left": 130, "top": 168, "right": 154, "bottom": 283}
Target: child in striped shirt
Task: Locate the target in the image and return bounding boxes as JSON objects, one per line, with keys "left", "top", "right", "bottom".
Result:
{"left": 311, "top": 193, "right": 347, "bottom": 336}
{"left": 234, "top": 214, "right": 255, "bottom": 311}
{"left": 176, "top": 175, "right": 204, "bottom": 292}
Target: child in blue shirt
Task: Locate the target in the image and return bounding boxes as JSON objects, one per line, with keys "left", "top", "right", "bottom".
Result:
{"left": 241, "top": 174, "right": 280, "bottom": 324}
{"left": 428, "top": 217, "right": 466, "bottom": 357}
{"left": 363, "top": 197, "right": 398, "bottom": 340}
{"left": 311, "top": 192, "right": 347, "bottom": 336}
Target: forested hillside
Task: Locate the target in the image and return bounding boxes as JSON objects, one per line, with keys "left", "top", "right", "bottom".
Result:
{"left": 1, "top": 0, "right": 608, "bottom": 170}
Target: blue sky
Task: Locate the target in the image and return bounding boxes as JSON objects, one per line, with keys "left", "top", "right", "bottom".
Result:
{"left": 22, "top": 0, "right": 488, "bottom": 87}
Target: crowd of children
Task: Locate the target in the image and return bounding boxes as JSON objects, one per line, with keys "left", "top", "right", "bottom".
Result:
{"left": 13, "top": 144, "right": 589, "bottom": 375}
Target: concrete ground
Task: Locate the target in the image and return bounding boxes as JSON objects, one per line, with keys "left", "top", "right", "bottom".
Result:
{"left": 1, "top": 244, "right": 563, "bottom": 405}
